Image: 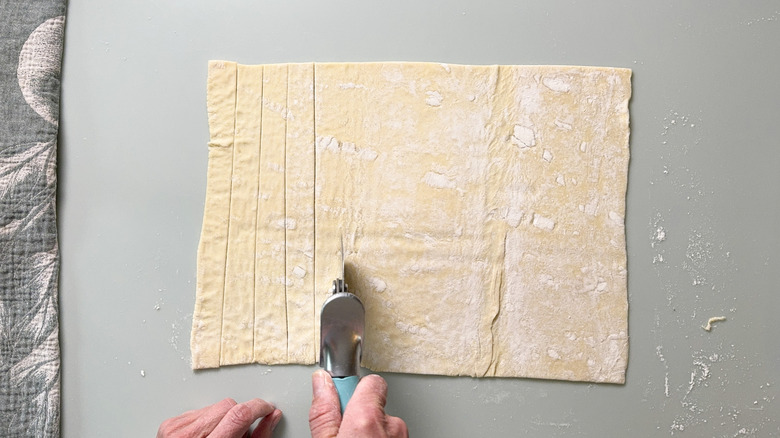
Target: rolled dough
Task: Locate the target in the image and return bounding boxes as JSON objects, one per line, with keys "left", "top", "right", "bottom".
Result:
{"left": 191, "top": 61, "right": 631, "bottom": 384}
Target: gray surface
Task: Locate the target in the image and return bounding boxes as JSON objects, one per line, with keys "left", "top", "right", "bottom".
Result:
{"left": 59, "top": 1, "right": 780, "bottom": 436}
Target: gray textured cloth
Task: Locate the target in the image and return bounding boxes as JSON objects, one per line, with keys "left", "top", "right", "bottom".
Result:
{"left": 1, "top": 1, "right": 66, "bottom": 436}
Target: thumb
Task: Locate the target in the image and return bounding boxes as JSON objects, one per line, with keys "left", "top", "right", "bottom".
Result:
{"left": 344, "top": 374, "right": 388, "bottom": 413}
{"left": 339, "top": 374, "right": 388, "bottom": 430}
{"left": 309, "top": 370, "right": 342, "bottom": 438}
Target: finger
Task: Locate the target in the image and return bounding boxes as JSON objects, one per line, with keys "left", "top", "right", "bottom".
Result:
{"left": 251, "top": 408, "right": 282, "bottom": 438}
{"left": 195, "top": 398, "right": 240, "bottom": 433}
{"left": 308, "top": 370, "right": 342, "bottom": 438}
{"left": 386, "top": 415, "right": 409, "bottom": 438}
{"left": 158, "top": 398, "right": 237, "bottom": 437}
{"left": 208, "top": 398, "right": 275, "bottom": 438}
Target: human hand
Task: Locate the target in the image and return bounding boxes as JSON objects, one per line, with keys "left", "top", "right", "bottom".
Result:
{"left": 309, "top": 370, "right": 408, "bottom": 438}
{"left": 157, "top": 397, "right": 282, "bottom": 438}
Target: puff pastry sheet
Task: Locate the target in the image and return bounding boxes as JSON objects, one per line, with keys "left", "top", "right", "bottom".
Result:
{"left": 190, "top": 61, "right": 631, "bottom": 383}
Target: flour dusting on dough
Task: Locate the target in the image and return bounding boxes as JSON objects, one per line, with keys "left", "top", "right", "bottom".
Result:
{"left": 422, "top": 171, "right": 455, "bottom": 189}
{"left": 425, "top": 90, "right": 443, "bottom": 107}
{"left": 609, "top": 211, "right": 623, "bottom": 224}
{"left": 542, "top": 76, "right": 571, "bottom": 92}
{"left": 511, "top": 124, "right": 536, "bottom": 148}
{"left": 532, "top": 214, "right": 556, "bottom": 231}
{"left": 339, "top": 82, "right": 365, "bottom": 89}
{"left": 370, "top": 277, "right": 387, "bottom": 292}
{"left": 316, "top": 136, "right": 378, "bottom": 161}
{"left": 317, "top": 135, "right": 340, "bottom": 153}
{"left": 292, "top": 266, "right": 307, "bottom": 279}
{"left": 274, "top": 218, "right": 297, "bottom": 230}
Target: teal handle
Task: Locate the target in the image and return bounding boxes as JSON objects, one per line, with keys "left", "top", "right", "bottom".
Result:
{"left": 333, "top": 375, "right": 360, "bottom": 413}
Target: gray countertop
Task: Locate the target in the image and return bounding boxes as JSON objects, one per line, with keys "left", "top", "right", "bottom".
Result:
{"left": 59, "top": 1, "right": 780, "bottom": 436}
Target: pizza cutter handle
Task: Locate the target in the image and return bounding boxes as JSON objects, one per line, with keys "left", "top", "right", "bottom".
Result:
{"left": 333, "top": 375, "right": 360, "bottom": 413}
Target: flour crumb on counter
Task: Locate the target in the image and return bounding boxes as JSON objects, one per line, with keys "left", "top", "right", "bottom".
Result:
{"left": 702, "top": 316, "right": 726, "bottom": 331}
{"left": 652, "top": 226, "right": 666, "bottom": 247}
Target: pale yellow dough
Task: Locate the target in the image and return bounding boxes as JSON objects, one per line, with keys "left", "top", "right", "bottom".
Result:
{"left": 191, "top": 61, "right": 631, "bottom": 384}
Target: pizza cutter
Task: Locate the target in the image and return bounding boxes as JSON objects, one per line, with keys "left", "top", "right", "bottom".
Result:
{"left": 319, "top": 236, "right": 365, "bottom": 413}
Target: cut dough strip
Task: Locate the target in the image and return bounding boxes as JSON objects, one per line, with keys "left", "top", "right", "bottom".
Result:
{"left": 253, "top": 64, "right": 289, "bottom": 364}
{"left": 191, "top": 61, "right": 237, "bottom": 369}
{"left": 285, "top": 63, "right": 316, "bottom": 363}
{"left": 220, "top": 64, "right": 262, "bottom": 365}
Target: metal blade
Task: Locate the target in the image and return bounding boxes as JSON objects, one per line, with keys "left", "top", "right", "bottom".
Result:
{"left": 340, "top": 234, "right": 345, "bottom": 282}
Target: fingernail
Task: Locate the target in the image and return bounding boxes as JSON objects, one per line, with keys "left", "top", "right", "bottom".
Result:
{"left": 312, "top": 369, "right": 328, "bottom": 397}
{"left": 272, "top": 410, "right": 282, "bottom": 430}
